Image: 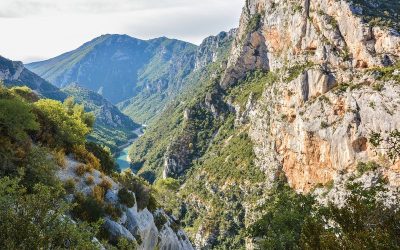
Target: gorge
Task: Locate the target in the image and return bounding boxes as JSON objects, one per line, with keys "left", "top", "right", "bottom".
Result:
{"left": 0, "top": 0, "right": 400, "bottom": 249}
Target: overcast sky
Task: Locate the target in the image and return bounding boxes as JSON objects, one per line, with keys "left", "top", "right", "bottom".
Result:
{"left": 0, "top": 0, "right": 244, "bottom": 63}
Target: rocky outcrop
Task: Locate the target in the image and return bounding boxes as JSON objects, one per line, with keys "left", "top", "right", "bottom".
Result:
{"left": 195, "top": 29, "right": 237, "bottom": 70}
{"left": 0, "top": 55, "right": 66, "bottom": 100}
{"left": 58, "top": 158, "right": 194, "bottom": 250}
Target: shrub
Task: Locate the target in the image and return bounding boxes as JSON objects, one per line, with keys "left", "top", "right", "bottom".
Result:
{"left": 86, "top": 142, "right": 117, "bottom": 174}
{"left": 118, "top": 188, "right": 136, "bottom": 208}
{"left": 117, "top": 174, "right": 155, "bottom": 210}
{"left": 100, "top": 179, "right": 113, "bottom": 191}
{"left": 117, "top": 237, "right": 138, "bottom": 250}
{"left": 34, "top": 99, "right": 92, "bottom": 150}
{"left": 72, "top": 192, "right": 105, "bottom": 223}
{"left": 64, "top": 178, "right": 76, "bottom": 193}
{"left": 0, "top": 98, "right": 39, "bottom": 141}
{"left": 105, "top": 203, "right": 122, "bottom": 221}
{"left": 154, "top": 213, "right": 168, "bottom": 231}
{"left": 75, "top": 164, "right": 86, "bottom": 176}
{"left": 357, "top": 161, "right": 379, "bottom": 175}
{"left": 86, "top": 176, "right": 95, "bottom": 185}
{"left": 72, "top": 145, "right": 101, "bottom": 170}
{"left": 53, "top": 149, "right": 66, "bottom": 168}
{"left": 0, "top": 178, "right": 98, "bottom": 249}
{"left": 92, "top": 185, "right": 105, "bottom": 203}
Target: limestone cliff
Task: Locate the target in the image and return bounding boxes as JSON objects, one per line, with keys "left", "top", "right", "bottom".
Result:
{"left": 223, "top": 0, "right": 400, "bottom": 192}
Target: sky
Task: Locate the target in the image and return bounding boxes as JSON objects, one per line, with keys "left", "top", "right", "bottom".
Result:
{"left": 0, "top": 0, "right": 244, "bottom": 63}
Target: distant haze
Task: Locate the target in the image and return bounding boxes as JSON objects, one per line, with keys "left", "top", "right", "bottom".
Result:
{"left": 0, "top": 0, "right": 243, "bottom": 63}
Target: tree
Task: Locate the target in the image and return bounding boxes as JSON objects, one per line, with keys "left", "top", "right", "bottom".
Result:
{"left": 248, "top": 183, "right": 315, "bottom": 250}
{"left": 300, "top": 181, "right": 400, "bottom": 249}
{"left": 34, "top": 99, "right": 91, "bottom": 149}
{"left": 0, "top": 98, "right": 39, "bottom": 141}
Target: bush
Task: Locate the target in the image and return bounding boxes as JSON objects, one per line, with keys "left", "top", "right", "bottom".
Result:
{"left": 86, "top": 142, "right": 117, "bottom": 174}
{"left": 118, "top": 188, "right": 136, "bottom": 208}
{"left": 154, "top": 213, "right": 168, "bottom": 231}
{"left": 53, "top": 149, "right": 66, "bottom": 168}
{"left": 0, "top": 178, "right": 99, "bottom": 249}
{"left": 0, "top": 98, "right": 39, "bottom": 141}
{"left": 72, "top": 145, "right": 101, "bottom": 171}
{"left": 64, "top": 178, "right": 76, "bottom": 193}
{"left": 72, "top": 192, "right": 105, "bottom": 223}
{"left": 34, "top": 99, "right": 92, "bottom": 150}
{"left": 86, "top": 176, "right": 95, "bottom": 185}
{"left": 92, "top": 185, "right": 105, "bottom": 203}
{"left": 117, "top": 174, "right": 156, "bottom": 210}
{"left": 105, "top": 203, "right": 122, "bottom": 221}
{"left": 357, "top": 161, "right": 379, "bottom": 175}
{"left": 75, "top": 164, "right": 86, "bottom": 176}
{"left": 100, "top": 179, "right": 113, "bottom": 191}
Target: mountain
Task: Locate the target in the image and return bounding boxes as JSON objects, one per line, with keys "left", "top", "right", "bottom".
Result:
{"left": 26, "top": 35, "right": 197, "bottom": 119}
{"left": 62, "top": 84, "right": 140, "bottom": 152}
{"left": 118, "top": 30, "right": 237, "bottom": 123}
{"left": 0, "top": 55, "right": 66, "bottom": 100}
{"left": 128, "top": 0, "right": 400, "bottom": 249}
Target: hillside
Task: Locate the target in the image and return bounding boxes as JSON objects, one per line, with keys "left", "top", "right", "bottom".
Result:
{"left": 0, "top": 85, "right": 193, "bottom": 249}
{"left": 0, "top": 55, "right": 66, "bottom": 100}
{"left": 62, "top": 84, "right": 140, "bottom": 152}
{"left": 128, "top": 0, "right": 400, "bottom": 248}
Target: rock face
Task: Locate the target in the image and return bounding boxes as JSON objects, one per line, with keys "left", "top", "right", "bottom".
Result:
{"left": 0, "top": 55, "right": 66, "bottom": 100}
{"left": 195, "top": 29, "right": 237, "bottom": 70}
{"left": 219, "top": 0, "right": 400, "bottom": 192}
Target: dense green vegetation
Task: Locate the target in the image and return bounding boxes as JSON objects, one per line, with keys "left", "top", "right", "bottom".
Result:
{"left": 0, "top": 84, "right": 101, "bottom": 248}
{"left": 0, "top": 84, "right": 157, "bottom": 249}
{"left": 249, "top": 175, "right": 400, "bottom": 249}
{"left": 63, "top": 85, "right": 139, "bottom": 153}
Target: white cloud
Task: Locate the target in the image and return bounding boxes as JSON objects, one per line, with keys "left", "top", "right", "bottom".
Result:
{"left": 0, "top": 0, "right": 244, "bottom": 63}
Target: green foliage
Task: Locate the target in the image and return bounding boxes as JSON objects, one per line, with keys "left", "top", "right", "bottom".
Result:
{"left": 248, "top": 183, "right": 315, "bottom": 249}
{"left": 0, "top": 177, "right": 99, "bottom": 249}
{"left": 34, "top": 99, "right": 92, "bottom": 150}
{"left": 153, "top": 178, "right": 180, "bottom": 214}
{"left": 249, "top": 176, "right": 400, "bottom": 249}
{"left": 356, "top": 161, "right": 379, "bottom": 175}
{"left": 370, "top": 129, "right": 400, "bottom": 162}
{"left": 301, "top": 181, "right": 400, "bottom": 249}
{"left": 105, "top": 203, "right": 123, "bottom": 221}
{"left": 370, "top": 62, "right": 400, "bottom": 83}
{"left": 154, "top": 213, "right": 168, "bottom": 231}
{"left": 350, "top": 0, "right": 400, "bottom": 32}
{"left": 246, "top": 13, "right": 263, "bottom": 33}
{"left": 117, "top": 237, "right": 138, "bottom": 250}
{"left": 285, "top": 62, "right": 314, "bottom": 82}
{"left": 116, "top": 173, "right": 157, "bottom": 211}
{"left": 0, "top": 98, "right": 39, "bottom": 141}
{"left": 118, "top": 188, "right": 136, "bottom": 208}
{"left": 86, "top": 142, "right": 117, "bottom": 174}
{"left": 228, "top": 70, "right": 277, "bottom": 109}
{"left": 72, "top": 192, "right": 105, "bottom": 223}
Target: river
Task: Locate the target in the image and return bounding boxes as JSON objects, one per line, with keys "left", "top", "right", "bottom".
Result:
{"left": 115, "top": 126, "right": 145, "bottom": 172}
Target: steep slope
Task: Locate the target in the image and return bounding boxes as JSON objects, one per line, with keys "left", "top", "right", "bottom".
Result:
{"left": 26, "top": 35, "right": 197, "bottom": 122}
{"left": 62, "top": 84, "right": 140, "bottom": 152}
{"left": 128, "top": 0, "right": 400, "bottom": 249}
{"left": 0, "top": 85, "right": 194, "bottom": 249}
{"left": 0, "top": 55, "right": 66, "bottom": 100}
